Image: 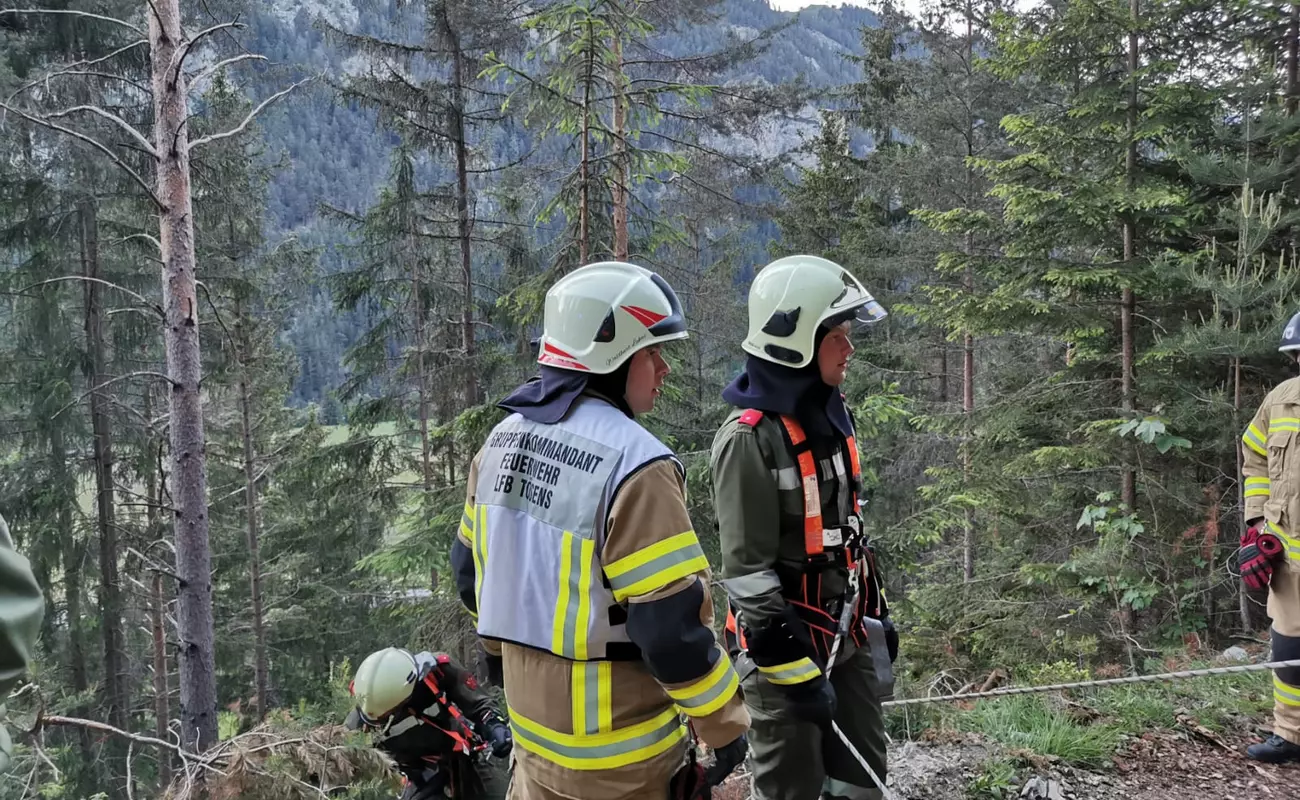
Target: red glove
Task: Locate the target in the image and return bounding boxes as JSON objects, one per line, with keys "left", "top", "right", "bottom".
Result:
{"left": 1240, "top": 525, "right": 1283, "bottom": 591}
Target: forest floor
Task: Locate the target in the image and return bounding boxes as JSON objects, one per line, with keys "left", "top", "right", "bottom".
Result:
{"left": 711, "top": 648, "right": 1300, "bottom": 799}
{"left": 714, "top": 728, "right": 1300, "bottom": 800}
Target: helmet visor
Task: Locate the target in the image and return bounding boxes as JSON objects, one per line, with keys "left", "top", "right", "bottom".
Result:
{"left": 646, "top": 272, "right": 689, "bottom": 338}
{"left": 826, "top": 270, "right": 887, "bottom": 325}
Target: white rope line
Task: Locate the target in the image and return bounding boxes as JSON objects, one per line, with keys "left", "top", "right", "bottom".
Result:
{"left": 882, "top": 658, "right": 1300, "bottom": 708}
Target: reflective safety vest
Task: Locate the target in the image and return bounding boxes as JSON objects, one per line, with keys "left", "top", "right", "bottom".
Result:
{"left": 471, "top": 396, "right": 680, "bottom": 660}
{"left": 724, "top": 410, "right": 887, "bottom": 661}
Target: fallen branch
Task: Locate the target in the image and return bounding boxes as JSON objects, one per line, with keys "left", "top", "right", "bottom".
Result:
{"left": 38, "top": 715, "right": 213, "bottom": 767}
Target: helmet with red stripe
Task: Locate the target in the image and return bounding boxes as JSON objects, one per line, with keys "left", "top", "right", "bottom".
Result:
{"left": 537, "top": 261, "right": 689, "bottom": 374}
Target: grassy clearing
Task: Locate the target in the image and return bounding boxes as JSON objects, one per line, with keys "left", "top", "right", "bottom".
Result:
{"left": 887, "top": 657, "right": 1274, "bottom": 771}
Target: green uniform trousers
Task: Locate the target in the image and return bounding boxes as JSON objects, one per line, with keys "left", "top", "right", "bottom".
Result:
{"left": 742, "top": 643, "right": 887, "bottom": 800}
{"left": 446, "top": 755, "right": 510, "bottom": 799}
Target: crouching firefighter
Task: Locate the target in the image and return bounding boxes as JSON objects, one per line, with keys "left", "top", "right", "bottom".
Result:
{"left": 450, "top": 261, "right": 750, "bottom": 800}
{"left": 711, "top": 255, "right": 899, "bottom": 800}
{"left": 1240, "top": 309, "right": 1300, "bottom": 764}
{"left": 347, "top": 647, "right": 513, "bottom": 799}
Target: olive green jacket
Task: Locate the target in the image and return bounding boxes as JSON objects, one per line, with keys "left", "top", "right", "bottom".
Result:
{"left": 0, "top": 514, "right": 44, "bottom": 771}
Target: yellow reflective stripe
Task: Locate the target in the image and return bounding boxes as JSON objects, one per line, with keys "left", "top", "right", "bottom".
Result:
{"left": 666, "top": 653, "right": 740, "bottom": 718}
{"left": 1265, "top": 521, "right": 1300, "bottom": 562}
{"left": 1244, "top": 424, "right": 1268, "bottom": 456}
{"left": 757, "top": 657, "right": 821, "bottom": 686}
{"left": 508, "top": 704, "right": 686, "bottom": 771}
{"left": 1276, "top": 675, "right": 1300, "bottom": 707}
{"left": 1245, "top": 477, "right": 1272, "bottom": 498}
{"left": 604, "top": 531, "right": 709, "bottom": 602}
{"left": 552, "top": 532, "right": 596, "bottom": 659}
{"left": 472, "top": 504, "right": 487, "bottom": 611}
{"left": 1271, "top": 417, "right": 1300, "bottom": 433}
{"left": 571, "top": 661, "right": 614, "bottom": 735}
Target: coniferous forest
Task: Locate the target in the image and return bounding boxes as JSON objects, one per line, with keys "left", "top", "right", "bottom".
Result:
{"left": 5, "top": 0, "right": 1300, "bottom": 797}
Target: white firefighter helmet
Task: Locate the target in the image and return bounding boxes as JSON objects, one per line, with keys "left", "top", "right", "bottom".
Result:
{"left": 1281, "top": 310, "right": 1300, "bottom": 353}
{"left": 537, "top": 261, "right": 689, "bottom": 374}
{"left": 351, "top": 647, "right": 420, "bottom": 724}
{"left": 742, "top": 255, "right": 887, "bottom": 369}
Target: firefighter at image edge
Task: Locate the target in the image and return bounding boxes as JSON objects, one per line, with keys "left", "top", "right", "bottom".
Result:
{"left": 711, "top": 255, "right": 898, "bottom": 800}
{"left": 450, "top": 260, "right": 751, "bottom": 800}
{"left": 1240, "top": 308, "right": 1300, "bottom": 764}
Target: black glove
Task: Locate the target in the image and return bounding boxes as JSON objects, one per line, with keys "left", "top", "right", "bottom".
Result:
{"left": 487, "top": 721, "right": 512, "bottom": 758}
{"left": 780, "top": 675, "right": 837, "bottom": 727}
{"left": 883, "top": 618, "right": 899, "bottom": 663}
{"left": 485, "top": 654, "right": 504, "bottom": 687}
{"left": 704, "top": 734, "right": 748, "bottom": 787}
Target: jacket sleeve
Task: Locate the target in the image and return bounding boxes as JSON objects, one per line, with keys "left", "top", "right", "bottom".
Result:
{"left": 0, "top": 515, "right": 45, "bottom": 772}
{"left": 602, "top": 458, "right": 749, "bottom": 748}
{"left": 451, "top": 452, "right": 502, "bottom": 658}
{"left": 436, "top": 653, "right": 504, "bottom": 726}
{"left": 1242, "top": 397, "right": 1272, "bottom": 525}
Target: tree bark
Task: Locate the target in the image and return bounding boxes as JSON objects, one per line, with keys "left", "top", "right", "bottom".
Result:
{"left": 1288, "top": 3, "right": 1299, "bottom": 117}
{"left": 1120, "top": 0, "right": 1140, "bottom": 511}
{"left": 51, "top": 423, "right": 91, "bottom": 761}
{"left": 579, "top": 18, "right": 593, "bottom": 265}
{"left": 961, "top": 1, "right": 977, "bottom": 583}
{"left": 81, "top": 195, "right": 127, "bottom": 731}
{"left": 447, "top": 17, "right": 480, "bottom": 407}
{"left": 144, "top": 407, "right": 171, "bottom": 784}
{"left": 611, "top": 32, "right": 629, "bottom": 261}
{"left": 236, "top": 299, "right": 269, "bottom": 721}
{"left": 150, "top": 0, "right": 218, "bottom": 750}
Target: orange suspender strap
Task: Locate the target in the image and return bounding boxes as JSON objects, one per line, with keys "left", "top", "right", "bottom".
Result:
{"left": 421, "top": 674, "right": 478, "bottom": 754}
{"left": 778, "top": 416, "right": 825, "bottom": 557}
{"left": 724, "top": 607, "right": 748, "bottom": 650}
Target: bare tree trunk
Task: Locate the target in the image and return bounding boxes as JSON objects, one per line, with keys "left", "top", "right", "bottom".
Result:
{"left": 1120, "top": 0, "right": 1139, "bottom": 511}
{"left": 151, "top": 0, "right": 218, "bottom": 751}
{"left": 961, "top": 2, "right": 977, "bottom": 584}
{"left": 236, "top": 300, "right": 269, "bottom": 721}
{"left": 611, "top": 33, "right": 629, "bottom": 261}
{"left": 446, "top": 15, "right": 479, "bottom": 407}
{"left": 579, "top": 18, "right": 593, "bottom": 264}
{"left": 1235, "top": 355, "right": 1252, "bottom": 631}
{"left": 52, "top": 424, "right": 91, "bottom": 762}
{"left": 1288, "top": 3, "right": 1299, "bottom": 117}
{"left": 937, "top": 344, "right": 948, "bottom": 404}
{"left": 81, "top": 196, "right": 127, "bottom": 731}
{"left": 144, "top": 407, "right": 171, "bottom": 785}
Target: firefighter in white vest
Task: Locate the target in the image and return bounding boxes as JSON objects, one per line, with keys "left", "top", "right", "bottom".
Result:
{"left": 450, "top": 261, "right": 751, "bottom": 800}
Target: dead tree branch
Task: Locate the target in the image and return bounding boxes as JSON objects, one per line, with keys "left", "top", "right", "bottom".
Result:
{"left": 45, "top": 104, "right": 158, "bottom": 157}
{"left": 0, "top": 101, "right": 164, "bottom": 209}
{"left": 189, "top": 78, "right": 313, "bottom": 148}
{"left": 0, "top": 8, "right": 144, "bottom": 36}
{"left": 190, "top": 53, "right": 267, "bottom": 88}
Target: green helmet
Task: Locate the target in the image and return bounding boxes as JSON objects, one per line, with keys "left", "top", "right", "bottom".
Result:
{"left": 350, "top": 647, "right": 420, "bottom": 724}
{"left": 742, "top": 255, "right": 886, "bottom": 368}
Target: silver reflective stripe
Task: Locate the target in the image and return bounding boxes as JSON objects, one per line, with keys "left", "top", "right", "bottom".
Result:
{"left": 673, "top": 659, "right": 739, "bottom": 711}
{"left": 606, "top": 540, "right": 706, "bottom": 595}
{"left": 861, "top": 617, "right": 895, "bottom": 701}
{"left": 378, "top": 715, "right": 421, "bottom": 742}
{"left": 760, "top": 659, "right": 819, "bottom": 683}
{"left": 824, "top": 776, "right": 882, "bottom": 800}
{"left": 510, "top": 713, "right": 683, "bottom": 761}
{"left": 558, "top": 534, "right": 586, "bottom": 659}
{"left": 579, "top": 662, "right": 602, "bottom": 735}
{"left": 819, "top": 453, "right": 847, "bottom": 480}
{"left": 770, "top": 466, "right": 800, "bottom": 490}
{"left": 721, "top": 570, "right": 782, "bottom": 599}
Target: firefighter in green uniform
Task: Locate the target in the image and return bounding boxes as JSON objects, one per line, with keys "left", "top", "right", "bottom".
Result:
{"left": 710, "top": 255, "right": 897, "bottom": 800}
{"left": 0, "top": 514, "right": 45, "bottom": 772}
